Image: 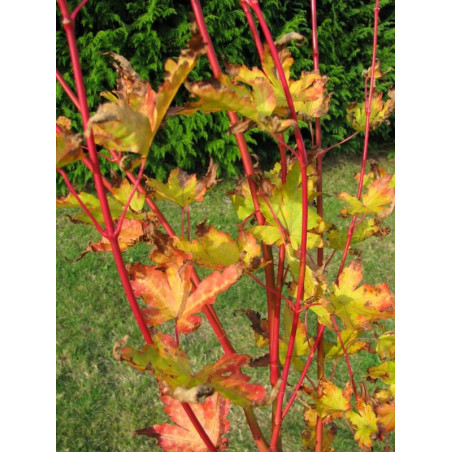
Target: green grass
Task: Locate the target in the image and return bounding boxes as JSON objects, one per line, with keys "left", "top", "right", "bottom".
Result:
{"left": 57, "top": 149, "right": 395, "bottom": 451}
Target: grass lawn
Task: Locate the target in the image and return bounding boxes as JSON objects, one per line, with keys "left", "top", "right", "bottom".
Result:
{"left": 57, "top": 149, "right": 395, "bottom": 451}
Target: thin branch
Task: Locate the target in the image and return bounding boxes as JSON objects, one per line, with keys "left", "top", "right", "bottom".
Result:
{"left": 324, "top": 131, "right": 360, "bottom": 153}
{"left": 56, "top": 69, "right": 81, "bottom": 112}
{"left": 70, "top": 0, "right": 90, "bottom": 21}
{"left": 336, "top": 0, "right": 381, "bottom": 280}
{"left": 281, "top": 324, "right": 325, "bottom": 419}
{"left": 330, "top": 315, "right": 358, "bottom": 399}
{"left": 240, "top": 1, "right": 264, "bottom": 63}
{"left": 247, "top": 273, "right": 295, "bottom": 311}
{"left": 114, "top": 158, "right": 146, "bottom": 237}
{"left": 57, "top": 168, "right": 105, "bottom": 236}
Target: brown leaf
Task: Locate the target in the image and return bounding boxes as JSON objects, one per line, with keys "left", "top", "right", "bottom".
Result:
{"left": 113, "top": 335, "right": 130, "bottom": 361}
{"left": 235, "top": 309, "right": 269, "bottom": 338}
{"left": 249, "top": 353, "right": 270, "bottom": 368}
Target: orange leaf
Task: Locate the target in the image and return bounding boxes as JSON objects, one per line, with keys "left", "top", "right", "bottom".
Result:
{"left": 322, "top": 260, "right": 395, "bottom": 330}
{"left": 129, "top": 252, "right": 243, "bottom": 334}
{"left": 135, "top": 393, "right": 230, "bottom": 451}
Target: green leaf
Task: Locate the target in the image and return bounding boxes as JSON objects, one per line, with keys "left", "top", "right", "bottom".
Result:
{"left": 367, "top": 361, "right": 395, "bottom": 385}
{"left": 346, "top": 399, "right": 378, "bottom": 449}
{"left": 56, "top": 191, "right": 148, "bottom": 226}
{"left": 347, "top": 89, "right": 395, "bottom": 132}
{"left": 146, "top": 160, "right": 218, "bottom": 207}
{"left": 327, "top": 219, "right": 381, "bottom": 250}
{"left": 174, "top": 44, "right": 330, "bottom": 134}
{"left": 306, "top": 380, "right": 352, "bottom": 419}
{"left": 338, "top": 174, "right": 395, "bottom": 219}
{"left": 376, "top": 332, "right": 395, "bottom": 360}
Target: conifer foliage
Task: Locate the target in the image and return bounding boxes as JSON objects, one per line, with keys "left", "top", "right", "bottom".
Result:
{"left": 56, "top": 0, "right": 394, "bottom": 191}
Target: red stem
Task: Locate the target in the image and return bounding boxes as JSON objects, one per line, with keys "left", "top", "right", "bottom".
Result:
{"left": 245, "top": 3, "right": 310, "bottom": 447}
{"left": 56, "top": 69, "right": 81, "bottom": 112}
{"left": 191, "top": 0, "right": 278, "bottom": 394}
{"left": 247, "top": 273, "right": 295, "bottom": 312}
{"left": 310, "top": 1, "right": 325, "bottom": 448}
{"left": 336, "top": 0, "right": 381, "bottom": 280}
{"left": 58, "top": 0, "right": 153, "bottom": 346}
{"left": 181, "top": 403, "right": 218, "bottom": 452}
{"left": 70, "top": 0, "right": 90, "bottom": 20}
{"left": 330, "top": 315, "right": 358, "bottom": 398}
{"left": 114, "top": 159, "right": 146, "bottom": 237}
{"left": 281, "top": 324, "right": 325, "bottom": 419}
{"left": 329, "top": 357, "right": 339, "bottom": 381}
{"left": 240, "top": 1, "right": 264, "bottom": 63}
{"left": 58, "top": 2, "right": 221, "bottom": 449}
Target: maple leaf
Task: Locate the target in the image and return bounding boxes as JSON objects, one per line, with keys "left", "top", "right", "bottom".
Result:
{"left": 120, "top": 333, "right": 266, "bottom": 406}
{"left": 174, "top": 222, "right": 264, "bottom": 272}
{"left": 109, "top": 178, "right": 146, "bottom": 212}
{"left": 327, "top": 219, "right": 382, "bottom": 250}
{"left": 376, "top": 402, "right": 395, "bottom": 438}
{"left": 56, "top": 116, "right": 84, "bottom": 168}
{"left": 305, "top": 379, "right": 352, "bottom": 419}
{"left": 346, "top": 398, "right": 378, "bottom": 449}
{"left": 134, "top": 393, "right": 230, "bottom": 452}
{"left": 338, "top": 174, "right": 395, "bottom": 220}
{"left": 146, "top": 160, "right": 219, "bottom": 207}
{"left": 320, "top": 260, "right": 395, "bottom": 330}
{"left": 172, "top": 44, "right": 330, "bottom": 134}
{"left": 231, "top": 162, "right": 328, "bottom": 250}
{"left": 129, "top": 251, "right": 243, "bottom": 334}
{"left": 86, "top": 25, "right": 205, "bottom": 157}
{"left": 347, "top": 88, "right": 395, "bottom": 132}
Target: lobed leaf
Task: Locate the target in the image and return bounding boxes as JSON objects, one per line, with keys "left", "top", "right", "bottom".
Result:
{"left": 174, "top": 223, "right": 264, "bottom": 272}
{"left": 338, "top": 174, "right": 395, "bottom": 219}
{"left": 306, "top": 379, "right": 353, "bottom": 419}
{"left": 320, "top": 260, "right": 395, "bottom": 330}
{"left": 129, "top": 251, "right": 243, "bottom": 334}
{"left": 135, "top": 393, "right": 230, "bottom": 452}
{"left": 346, "top": 399, "right": 379, "bottom": 449}
{"left": 121, "top": 333, "right": 266, "bottom": 407}
{"left": 146, "top": 160, "right": 219, "bottom": 207}
{"left": 173, "top": 44, "right": 330, "bottom": 134}
{"left": 87, "top": 25, "right": 205, "bottom": 157}
{"left": 347, "top": 89, "right": 395, "bottom": 132}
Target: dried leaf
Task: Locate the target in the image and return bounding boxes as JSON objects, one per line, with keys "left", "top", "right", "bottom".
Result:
{"left": 56, "top": 116, "right": 84, "bottom": 168}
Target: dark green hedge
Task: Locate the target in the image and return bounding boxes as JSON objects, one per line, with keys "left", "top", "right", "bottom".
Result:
{"left": 56, "top": 0, "right": 394, "bottom": 190}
